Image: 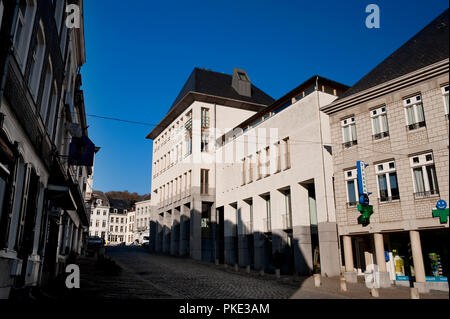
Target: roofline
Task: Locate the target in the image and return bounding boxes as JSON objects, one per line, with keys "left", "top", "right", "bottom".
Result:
{"left": 321, "top": 59, "right": 449, "bottom": 115}
{"left": 146, "top": 91, "right": 270, "bottom": 140}
{"left": 226, "top": 75, "right": 350, "bottom": 133}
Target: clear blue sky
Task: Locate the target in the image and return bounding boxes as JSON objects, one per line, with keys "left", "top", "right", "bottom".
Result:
{"left": 82, "top": 0, "right": 449, "bottom": 195}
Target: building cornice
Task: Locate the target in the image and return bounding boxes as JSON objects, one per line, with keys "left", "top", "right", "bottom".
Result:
{"left": 321, "top": 59, "right": 449, "bottom": 115}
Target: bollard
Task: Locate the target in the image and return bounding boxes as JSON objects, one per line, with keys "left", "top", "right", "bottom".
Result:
{"left": 215, "top": 259, "right": 219, "bottom": 266}
{"left": 370, "top": 287, "right": 379, "bottom": 298}
{"left": 314, "top": 274, "right": 321, "bottom": 287}
{"left": 275, "top": 269, "right": 280, "bottom": 279}
{"left": 224, "top": 264, "right": 228, "bottom": 270}
{"left": 234, "top": 264, "right": 239, "bottom": 272}
{"left": 340, "top": 276, "right": 347, "bottom": 292}
{"left": 410, "top": 287, "right": 420, "bottom": 299}
{"left": 259, "top": 269, "right": 265, "bottom": 276}
{"left": 246, "top": 265, "right": 250, "bottom": 274}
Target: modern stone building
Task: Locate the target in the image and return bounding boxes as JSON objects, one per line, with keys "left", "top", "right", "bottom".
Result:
{"left": 215, "top": 76, "right": 349, "bottom": 277}
{"left": 146, "top": 67, "right": 352, "bottom": 277}
{"left": 322, "top": 9, "right": 449, "bottom": 291}
{"left": 0, "top": 0, "right": 93, "bottom": 298}
{"left": 147, "top": 67, "right": 275, "bottom": 259}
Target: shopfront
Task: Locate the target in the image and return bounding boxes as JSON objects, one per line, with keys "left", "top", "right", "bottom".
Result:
{"left": 384, "top": 229, "right": 448, "bottom": 289}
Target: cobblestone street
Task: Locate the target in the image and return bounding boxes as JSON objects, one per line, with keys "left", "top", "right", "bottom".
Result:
{"left": 73, "top": 246, "right": 449, "bottom": 299}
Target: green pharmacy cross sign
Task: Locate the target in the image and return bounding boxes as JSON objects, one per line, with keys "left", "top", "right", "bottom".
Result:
{"left": 432, "top": 200, "right": 449, "bottom": 224}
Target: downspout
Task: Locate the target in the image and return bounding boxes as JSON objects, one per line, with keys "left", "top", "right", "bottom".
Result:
{"left": 0, "top": 0, "right": 20, "bottom": 109}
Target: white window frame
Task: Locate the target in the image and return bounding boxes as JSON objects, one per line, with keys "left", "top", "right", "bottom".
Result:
{"left": 341, "top": 116, "right": 357, "bottom": 146}
{"left": 410, "top": 152, "right": 439, "bottom": 198}
{"left": 370, "top": 106, "right": 389, "bottom": 139}
{"left": 442, "top": 85, "right": 449, "bottom": 117}
{"left": 344, "top": 169, "right": 359, "bottom": 206}
{"left": 375, "top": 161, "right": 399, "bottom": 202}
{"left": 404, "top": 94, "right": 425, "bottom": 129}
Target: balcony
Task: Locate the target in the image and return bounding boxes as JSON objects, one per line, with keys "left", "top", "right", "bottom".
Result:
{"left": 414, "top": 189, "right": 439, "bottom": 199}
{"left": 343, "top": 140, "right": 358, "bottom": 148}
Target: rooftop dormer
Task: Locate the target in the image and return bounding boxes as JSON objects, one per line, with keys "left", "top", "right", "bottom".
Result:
{"left": 232, "top": 68, "right": 251, "bottom": 97}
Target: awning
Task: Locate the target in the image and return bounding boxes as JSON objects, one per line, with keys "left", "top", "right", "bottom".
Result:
{"left": 46, "top": 184, "right": 78, "bottom": 211}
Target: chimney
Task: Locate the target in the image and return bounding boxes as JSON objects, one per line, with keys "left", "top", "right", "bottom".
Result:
{"left": 232, "top": 68, "right": 251, "bottom": 97}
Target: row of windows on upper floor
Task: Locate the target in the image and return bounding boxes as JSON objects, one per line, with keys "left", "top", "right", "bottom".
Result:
{"left": 9, "top": 0, "right": 77, "bottom": 150}
{"left": 155, "top": 170, "right": 194, "bottom": 206}
{"left": 345, "top": 152, "right": 440, "bottom": 206}
{"left": 153, "top": 108, "right": 211, "bottom": 152}
{"left": 240, "top": 137, "right": 291, "bottom": 186}
{"left": 341, "top": 86, "right": 449, "bottom": 148}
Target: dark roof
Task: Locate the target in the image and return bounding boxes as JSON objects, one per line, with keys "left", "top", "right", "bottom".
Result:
{"left": 146, "top": 68, "right": 274, "bottom": 139}
{"left": 169, "top": 68, "right": 275, "bottom": 112}
{"left": 339, "top": 9, "right": 449, "bottom": 100}
{"left": 107, "top": 198, "right": 133, "bottom": 211}
{"left": 91, "top": 190, "right": 110, "bottom": 206}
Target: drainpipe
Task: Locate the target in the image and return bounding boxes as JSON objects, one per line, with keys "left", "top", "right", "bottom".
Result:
{"left": 0, "top": 0, "right": 20, "bottom": 110}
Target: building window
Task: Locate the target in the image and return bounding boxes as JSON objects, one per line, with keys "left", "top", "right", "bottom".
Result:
{"left": 201, "top": 108, "right": 209, "bottom": 128}
{"left": 13, "top": 0, "right": 36, "bottom": 72}
{"left": 410, "top": 153, "right": 439, "bottom": 199}
{"left": 201, "top": 130, "right": 209, "bottom": 152}
{"left": 256, "top": 151, "right": 262, "bottom": 179}
{"left": 201, "top": 169, "right": 209, "bottom": 195}
{"left": 284, "top": 137, "right": 291, "bottom": 169}
{"left": 264, "top": 195, "right": 271, "bottom": 233}
{"left": 95, "top": 220, "right": 99, "bottom": 227}
{"left": 40, "top": 60, "right": 53, "bottom": 124}
{"left": 264, "top": 146, "right": 270, "bottom": 177}
{"left": 376, "top": 161, "right": 400, "bottom": 202}
{"left": 248, "top": 155, "right": 253, "bottom": 183}
{"left": 276, "top": 142, "right": 281, "bottom": 173}
{"left": 371, "top": 106, "right": 390, "bottom": 140}
{"left": 344, "top": 169, "right": 358, "bottom": 207}
{"left": 185, "top": 111, "right": 192, "bottom": 156}
{"left": 404, "top": 94, "right": 426, "bottom": 130}
{"left": 241, "top": 158, "right": 246, "bottom": 185}
{"left": 283, "top": 189, "right": 292, "bottom": 230}
{"left": 442, "top": 85, "right": 449, "bottom": 118}
{"left": 0, "top": 1, "right": 4, "bottom": 31}
{"left": 54, "top": 0, "right": 65, "bottom": 33}
{"left": 28, "top": 21, "right": 46, "bottom": 100}
{"left": 341, "top": 117, "right": 357, "bottom": 148}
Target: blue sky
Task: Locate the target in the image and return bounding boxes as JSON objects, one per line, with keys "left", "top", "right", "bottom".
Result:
{"left": 82, "top": 0, "right": 449, "bottom": 195}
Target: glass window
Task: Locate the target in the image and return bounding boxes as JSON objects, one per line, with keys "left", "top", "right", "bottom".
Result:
{"left": 404, "top": 94, "right": 426, "bottom": 130}
{"left": 410, "top": 153, "right": 439, "bottom": 198}
{"left": 442, "top": 85, "right": 449, "bottom": 116}
{"left": 345, "top": 169, "right": 358, "bottom": 206}
{"left": 341, "top": 117, "right": 357, "bottom": 147}
{"left": 371, "top": 106, "right": 389, "bottom": 139}
{"left": 376, "top": 161, "right": 400, "bottom": 202}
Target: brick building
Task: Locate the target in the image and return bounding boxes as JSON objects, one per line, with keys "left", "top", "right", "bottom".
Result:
{"left": 322, "top": 9, "right": 449, "bottom": 292}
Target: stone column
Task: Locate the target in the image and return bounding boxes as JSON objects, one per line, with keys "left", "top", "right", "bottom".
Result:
{"left": 190, "top": 199, "right": 202, "bottom": 260}
{"left": 343, "top": 235, "right": 357, "bottom": 283}
{"left": 374, "top": 233, "right": 391, "bottom": 287}
{"left": 409, "top": 230, "right": 429, "bottom": 293}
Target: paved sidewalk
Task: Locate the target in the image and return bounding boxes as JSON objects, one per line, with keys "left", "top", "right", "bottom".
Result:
{"left": 69, "top": 246, "right": 448, "bottom": 299}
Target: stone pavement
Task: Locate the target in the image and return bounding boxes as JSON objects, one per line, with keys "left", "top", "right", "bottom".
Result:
{"left": 71, "top": 246, "right": 448, "bottom": 299}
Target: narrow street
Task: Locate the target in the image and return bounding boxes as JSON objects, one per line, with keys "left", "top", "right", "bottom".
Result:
{"left": 70, "top": 247, "right": 448, "bottom": 299}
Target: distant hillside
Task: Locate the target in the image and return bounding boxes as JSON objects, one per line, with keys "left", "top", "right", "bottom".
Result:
{"left": 104, "top": 191, "right": 150, "bottom": 205}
